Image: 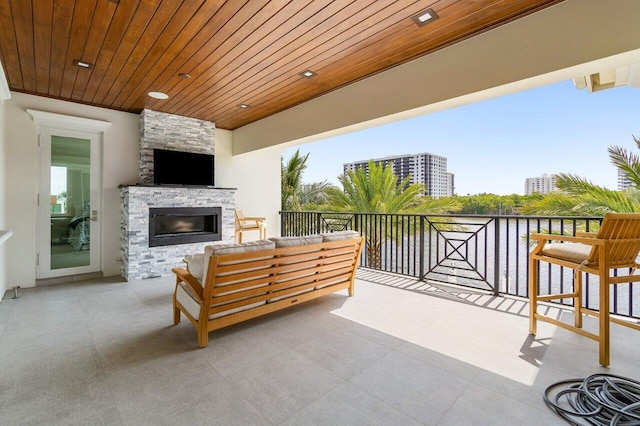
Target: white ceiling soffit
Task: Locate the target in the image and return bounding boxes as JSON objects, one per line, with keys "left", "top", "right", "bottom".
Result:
{"left": 573, "top": 63, "right": 640, "bottom": 92}
{"left": 0, "top": 60, "right": 10, "bottom": 102}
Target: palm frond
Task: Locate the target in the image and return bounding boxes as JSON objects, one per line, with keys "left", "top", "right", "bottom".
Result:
{"left": 608, "top": 144, "right": 640, "bottom": 189}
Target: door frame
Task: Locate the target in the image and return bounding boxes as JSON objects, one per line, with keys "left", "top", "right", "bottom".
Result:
{"left": 28, "top": 110, "right": 111, "bottom": 279}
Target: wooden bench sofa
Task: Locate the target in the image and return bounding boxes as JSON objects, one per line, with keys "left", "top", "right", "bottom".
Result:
{"left": 172, "top": 231, "right": 363, "bottom": 347}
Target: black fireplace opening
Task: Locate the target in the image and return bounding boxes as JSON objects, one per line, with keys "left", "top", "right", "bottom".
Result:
{"left": 149, "top": 207, "right": 222, "bottom": 247}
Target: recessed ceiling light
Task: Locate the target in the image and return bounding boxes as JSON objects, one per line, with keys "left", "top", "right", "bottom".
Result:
{"left": 73, "top": 59, "right": 94, "bottom": 69}
{"left": 148, "top": 91, "right": 169, "bottom": 100}
{"left": 299, "top": 70, "right": 317, "bottom": 78}
{"left": 178, "top": 73, "right": 191, "bottom": 79}
{"left": 412, "top": 8, "right": 439, "bottom": 26}
{"left": 238, "top": 104, "right": 250, "bottom": 109}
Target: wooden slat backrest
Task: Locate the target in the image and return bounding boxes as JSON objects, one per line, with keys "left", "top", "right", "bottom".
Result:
{"left": 202, "top": 238, "right": 363, "bottom": 313}
{"left": 589, "top": 213, "right": 640, "bottom": 266}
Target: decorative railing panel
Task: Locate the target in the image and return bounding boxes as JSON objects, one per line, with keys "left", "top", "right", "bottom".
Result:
{"left": 281, "top": 211, "right": 638, "bottom": 320}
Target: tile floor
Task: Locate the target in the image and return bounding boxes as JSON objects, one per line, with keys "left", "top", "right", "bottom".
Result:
{"left": 0, "top": 269, "right": 639, "bottom": 425}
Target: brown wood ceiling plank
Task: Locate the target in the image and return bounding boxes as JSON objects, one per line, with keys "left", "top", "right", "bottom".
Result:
{"left": 117, "top": 0, "right": 254, "bottom": 111}
{"left": 134, "top": 0, "right": 269, "bottom": 112}
{"left": 0, "top": 0, "right": 23, "bottom": 90}
{"left": 109, "top": 0, "right": 230, "bottom": 108}
{"left": 81, "top": 0, "right": 139, "bottom": 103}
{"left": 181, "top": 0, "right": 390, "bottom": 120}
{"left": 197, "top": 0, "right": 427, "bottom": 128}
{"left": 70, "top": 0, "right": 118, "bottom": 101}
{"left": 301, "top": 0, "right": 508, "bottom": 89}
{"left": 181, "top": 0, "right": 362, "bottom": 120}
{"left": 100, "top": 0, "right": 185, "bottom": 106}
{"left": 59, "top": 0, "right": 96, "bottom": 99}
{"left": 0, "top": 0, "right": 565, "bottom": 130}
{"left": 89, "top": 1, "right": 159, "bottom": 106}
{"left": 365, "top": 0, "right": 565, "bottom": 78}
{"left": 120, "top": 0, "right": 270, "bottom": 110}
{"left": 145, "top": 0, "right": 287, "bottom": 113}
{"left": 242, "top": 1, "right": 553, "bottom": 130}
{"left": 187, "top": 0, "right": 421, "bottom": 125}
{"left": 10, "top": 0, "right": 36, "bottom": 92}
{"left": 104, "top": 0, "right": 208, "bottom": 107}
{"left": 213, "top": 0, "right": 551, "bottom": 129}
{"left": 168, "top": 0, "right": 324, "bottom": 115}
{"left": 308, "top": 0, "right": 559, "bottom": 104}
{"left": 32, "top": 0, "right": 52, "bottom": 94}
{"left": 48, "top": 0, "right": 75, "bottom": 97}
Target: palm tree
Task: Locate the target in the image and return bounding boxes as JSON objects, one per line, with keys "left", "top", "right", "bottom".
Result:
{"left": 323, "top": 161, "right": 426, "bottom": 268}
{"left": 521, "top": 175, "right": 640, "bottom": 216}
{"left": 522, "top": 136, "right": 640, "bottom": 216}
{"left": 297, "top": 181, "right": 335, "bottom": 208}
{"left": 281, "top": 149, "right": 309, "bottom": 211}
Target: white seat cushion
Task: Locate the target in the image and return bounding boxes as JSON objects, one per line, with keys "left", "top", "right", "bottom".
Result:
{"left": 541, "top": 242, "right": 594, "bottom": 263}
{"left": 176, "top": 282, "right": 266, "bottom": 320}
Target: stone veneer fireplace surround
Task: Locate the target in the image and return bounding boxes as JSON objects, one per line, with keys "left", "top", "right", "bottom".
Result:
{"left": 120, "top": 185, "right": 235, "bottom": 281}
{"left": 120, "top": 109, "right": 236, "bottom": 281}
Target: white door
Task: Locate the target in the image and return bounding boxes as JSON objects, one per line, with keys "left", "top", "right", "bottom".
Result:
{"left": 38, "top": 127, "right": 101, "bottom": 278}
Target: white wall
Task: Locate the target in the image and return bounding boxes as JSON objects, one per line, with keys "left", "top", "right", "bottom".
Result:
{"left": 1, "top": 95, "right": 282, "bottom": 289}
{"left": 5, "top": 93, "right": 139, "bottom": 287}
{"left": 216, "top": 129, "right": 282, "bottom": 238}
{"left": 0, "top": 97, "right": 8, "bottom": 299}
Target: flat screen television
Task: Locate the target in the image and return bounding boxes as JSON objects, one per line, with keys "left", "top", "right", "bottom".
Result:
{"left": 153, "top": 149, "right": 215, "bottom": 187}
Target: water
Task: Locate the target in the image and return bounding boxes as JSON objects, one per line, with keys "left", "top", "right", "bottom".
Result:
{"left": 372, "top": 217, "right": 639, "bottom": 318}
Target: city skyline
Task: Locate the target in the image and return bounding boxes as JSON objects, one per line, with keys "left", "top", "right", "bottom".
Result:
{"left": 284, "top": 80, "right": 640, "bottom": 196}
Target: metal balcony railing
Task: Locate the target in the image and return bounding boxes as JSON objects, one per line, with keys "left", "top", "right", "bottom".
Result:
{"left": 281, "top": 211, "right": 640, "bottom": 320}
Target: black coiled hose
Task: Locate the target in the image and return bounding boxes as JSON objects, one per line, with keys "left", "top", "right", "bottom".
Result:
{"left": 544, "top": 374, "right": 640, "bottom": 425}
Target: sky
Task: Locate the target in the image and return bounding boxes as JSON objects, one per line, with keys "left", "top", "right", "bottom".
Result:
{"left": 284, "top": 80, "right": 640, "bottom": 196}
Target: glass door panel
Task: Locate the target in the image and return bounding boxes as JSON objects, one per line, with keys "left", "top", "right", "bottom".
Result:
{"left": 50, "top": 136, "right": 91, "bottom": 269}
{"left": 38, "top": 128, "right": 101, "bottom": 279}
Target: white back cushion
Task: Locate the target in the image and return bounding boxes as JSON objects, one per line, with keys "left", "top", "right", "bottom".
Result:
{"left": 202, "top": 240, "right": 275, "bottom": 284}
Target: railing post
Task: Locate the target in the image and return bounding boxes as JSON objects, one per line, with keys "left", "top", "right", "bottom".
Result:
{"left": 419, "top": 215, "right": 425, "bottom": 282}
{"left": 316, "top": 213, "right": 321, "bottom": 234}
{"left": 493, "top": 217, "right": 500, "bottom": 296}
{"left": 280, "top": 211, "right": 284, "bottom": 237}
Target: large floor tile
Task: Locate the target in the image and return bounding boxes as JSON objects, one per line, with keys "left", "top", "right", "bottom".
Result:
{"left": 438, "top": 382, "right": 565, "bottom": 425}
{"left": 106, "top": 352, "right": 226, "bottom": 419}
{"left": 294, "top": 327, "right": 392, "bottom": 379}
{"left": 197, "top": 330, "right": 288, "bottom": 377}
{"left": 350, "top": 351, "right": 470, "bottom": 424}
{"left": 226, "top": 349, "right": 345, "bottom": 424}
{"left": 120, "top": 381, "right": 267, "bottom": 426}
{"left": 1, "top": 270, "right": 639, "bottom": 425}
{"left": 280, "top": 382, "right": 421, "bottom": 426}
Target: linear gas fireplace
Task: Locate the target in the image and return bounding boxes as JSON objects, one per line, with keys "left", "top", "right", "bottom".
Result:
{"left": 149, "top": 207, "right": 222, "bottom": 247}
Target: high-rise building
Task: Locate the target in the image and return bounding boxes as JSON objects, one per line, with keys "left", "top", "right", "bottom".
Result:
{"left": 618, "top": 168, "right": 633, "bottom": 191}
{"left": 524, "top": 173, "right": 558, "bottom": 195}
{"left": 447, "top": 173, "right": 455, "bottom": 197}
{"left": 343, "top": 152, "right": 452, "bottom": 197}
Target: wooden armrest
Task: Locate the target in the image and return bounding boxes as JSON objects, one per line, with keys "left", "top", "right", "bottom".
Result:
{"left": 575, "top": 232, "right": 598, "bottom": 238}
{"left": 172, "top": 267, "right": 204, "bottom": 301}
{"left": 241, "top": 216, "right": 265, "bottom": 222}
{"left": 530, "top": 233, "right": 605, "bottom": 245}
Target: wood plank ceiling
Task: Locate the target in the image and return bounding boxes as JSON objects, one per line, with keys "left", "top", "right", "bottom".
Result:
{"left": 0, "top": 0, "right": 563, "bottom": 130}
